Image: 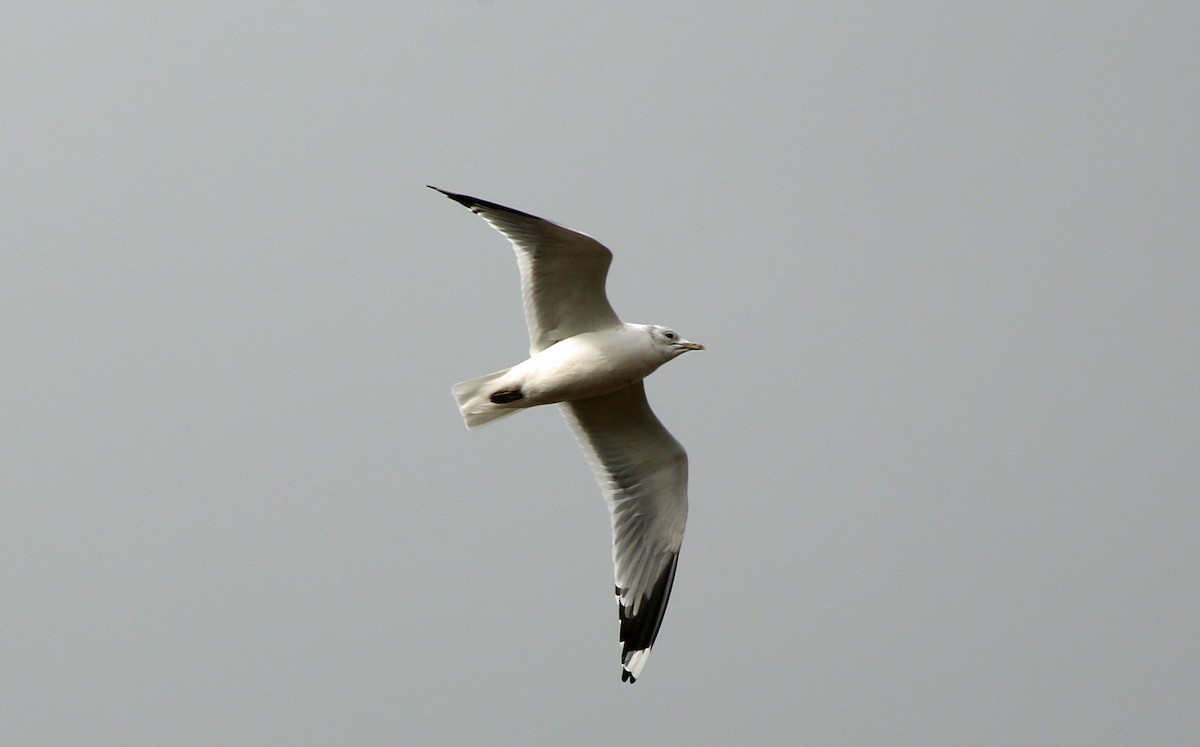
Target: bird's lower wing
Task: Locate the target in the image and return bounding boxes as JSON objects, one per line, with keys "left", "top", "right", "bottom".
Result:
{"left": 559, "top": 382, "right": 689, "bottom": 683}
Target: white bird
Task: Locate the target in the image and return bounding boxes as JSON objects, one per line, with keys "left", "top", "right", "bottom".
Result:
{"left": 432, "top": 186, "right": 703, "bottom": 683}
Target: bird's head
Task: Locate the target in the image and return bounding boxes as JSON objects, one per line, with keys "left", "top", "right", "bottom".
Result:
{"left": 647, "top": 325, "right": 704, "bottom": 359}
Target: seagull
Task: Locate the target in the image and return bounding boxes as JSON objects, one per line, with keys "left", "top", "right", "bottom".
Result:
{"left": 432, "top": 186, "right": 703, "bottom": 683}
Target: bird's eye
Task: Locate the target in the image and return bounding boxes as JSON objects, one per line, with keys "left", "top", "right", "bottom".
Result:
{"left": 664, "top": 331, "right": 677, "bottom": 340}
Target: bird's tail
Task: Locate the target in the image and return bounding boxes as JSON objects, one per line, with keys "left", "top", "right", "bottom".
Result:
{"left": 452, "top": 368, "right": 523, "bottom": 429}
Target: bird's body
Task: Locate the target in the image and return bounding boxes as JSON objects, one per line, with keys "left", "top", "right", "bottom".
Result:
{"left": 454, "top": 323, "right": 695, "bottom": 423}
{"left": 432, "top": 186, "right": 702, "bottom": 683}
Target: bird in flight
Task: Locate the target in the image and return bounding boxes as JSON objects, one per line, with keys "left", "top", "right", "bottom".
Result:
{"left": 432, "top": 186, "right": 703, "bottom": 683}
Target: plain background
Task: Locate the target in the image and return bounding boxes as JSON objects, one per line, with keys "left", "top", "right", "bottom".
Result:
{"left": 4, "top": 3, "right": 1198, "bottom": 744}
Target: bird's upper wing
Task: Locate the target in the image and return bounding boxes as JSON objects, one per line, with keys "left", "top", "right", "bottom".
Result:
{"left": 431, "top": 187, "right": 622, "bottom": 354}
{"left": 559, "top": 381, "right": 688, "bottom": 683}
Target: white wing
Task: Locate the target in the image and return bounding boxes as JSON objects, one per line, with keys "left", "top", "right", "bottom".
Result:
{"left": 431, "top": 187, "right": 622, "bottom": 354}
{"left": 560, "top": 382, "right": 688, "bottom": 683}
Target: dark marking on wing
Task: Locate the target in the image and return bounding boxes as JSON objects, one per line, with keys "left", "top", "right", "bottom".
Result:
{"left": 489, "top": 387, "right": 524, "bottom": 404}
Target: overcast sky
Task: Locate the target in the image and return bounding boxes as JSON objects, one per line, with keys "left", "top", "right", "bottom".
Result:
{"left": 4, "top": 3, "right": 1198, "bottom": 745}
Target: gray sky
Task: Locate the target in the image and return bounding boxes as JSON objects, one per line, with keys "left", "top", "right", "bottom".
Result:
{"left": 4, "top": 3, "right": 1198, "bottom": 744}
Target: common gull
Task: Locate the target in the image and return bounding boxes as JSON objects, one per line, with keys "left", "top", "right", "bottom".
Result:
{"left": 432, "top": 187, "right": 703, "bottom": 683}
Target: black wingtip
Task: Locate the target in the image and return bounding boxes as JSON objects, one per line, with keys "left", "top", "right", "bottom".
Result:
{"left": 428, "top": 185, "right": 477, "bottom": 209}
{"left": 428, "top": 186, "right": 548, "bottom": 222}
{"left": 617, "top": 554, "right": 680, "bottom": 658}
{"left": 622, "top": 669, "right": 637, "bottom": 684}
